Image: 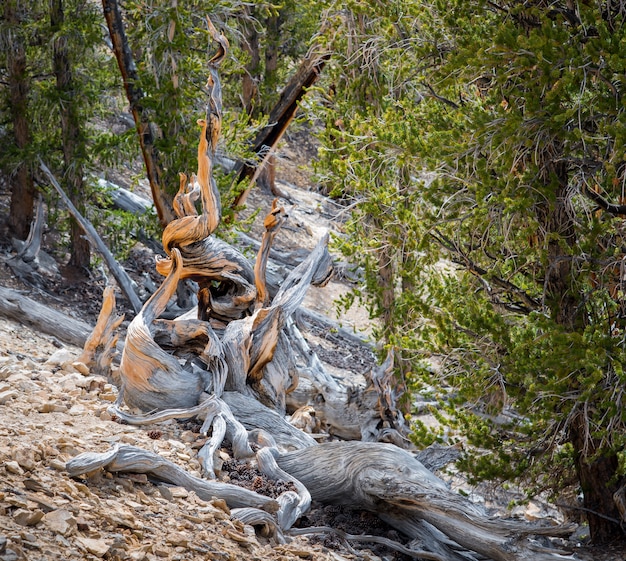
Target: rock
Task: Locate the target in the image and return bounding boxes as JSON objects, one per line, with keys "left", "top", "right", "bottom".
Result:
{"left": 165, "top": 531, "right": 190, "bottom": 547}
{"left": 36, "top": 402, "right": 69, "bottom": 413}
{"left": 4, "top": 461, "right": 23, "bottom": 475}
{"left": 128, "top": 549, "right": 149, "bottom": 561}
{"left": 13, "top": 509, "right": 44, "bottom": 526}
{"left": 72, "top": 362, "right": 90, "bottom": 376}
{"left": 67, "top": 404, "right": 87, "bottom": 416}
{"left": 157, "top": 486, "right": 173, "bottom": 501}
{"left": 14, "top": 448, "right": 38, "bottom": 472}
{"left": 169, "top": 487, "right": 188, "bottom": 499}
{"left": 44, "top": 349, "right": 76, "bottom": 368}
{"left": 180, "top": 430, "right": 196, "bottom": 443}
{"left": 75, "top": 537, "right": 110, "bottom": 558}
{"left": 105, "top": 504, "right": 141, "bottom": 529}
{"left": 43, "top": 509, "right": 77, "bottom": 536}
{"left": 48, "top": 459, "right": 67, "bottom": 471}
{"left": 0, "top": 362, "right": 12, "bottom": 381}
{"left": 0, "top": 390, "right": 18, "bottom": 404}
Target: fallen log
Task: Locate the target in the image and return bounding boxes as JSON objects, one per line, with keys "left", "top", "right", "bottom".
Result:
{"left": 39, "top": 159, "right": 143, "bottom": 314}
{"left": 0, "top": 286, "right": 92, "bottom": 347}
{"left": 276, "top": 441, "right": 575, "bottom": 561}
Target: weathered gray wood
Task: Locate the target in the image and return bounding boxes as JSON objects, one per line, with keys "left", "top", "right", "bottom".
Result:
{"left": 256, "top": 446, "right": 311, "bottom": 530}
{"left": 288, "top": 526, "right": 447, "bottom": 561}
{"left": 222, "top": 391, "right": 317, "bottom": 450}
{"left": 66, "top": 444, "right": 278, "bottom": 512}
{"left": 231, "top": 507, "right": 286, "bottom": 543}
{"left": 0, "top": 286, "right": 92, "bottom": 347}
{"left": 197, "top": 412, "right": 225, "bottom": 477}
{"left": 119, "top": 248, "right": 211, "bottom": 411}
{"left": 77, "top": 285, "right": 124, "bottom": 376}
{"left": 276, "top": 441, "right": 574, "bottom": 561}
{"left": 39, "top": 159, "right": 143, "bottom": 313}
{"left": 78, "top": 22, "right": 577, "bottom": 561}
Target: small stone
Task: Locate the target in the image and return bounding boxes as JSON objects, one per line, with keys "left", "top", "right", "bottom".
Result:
{"left": 0, "top": 362, "right": 12, "bottom": 381}
{"left": 48, "top": 459, "right": 67, "bottom": 471}
{"left": 180, "top": 431, "right": 196, "bottom": 443}
{"left": 43, "top": 509, "right": 77, "bottom": 536}
{"left": 154, "top": 546, "right": 170, "bottom": 557}
{"left": 157, "top": 486, "right": 173, "bottom": 501}
{"left": 44, "top": 349, "right": 76, "bottom": 368}
{"left": 128, "top": 550, "right": 148, "bottom": 561}
{"left": 14, "top": 448, "right": 38, "bottom": 472}
{"left": 13, "top": 509, "right": 44, "bottom": 526}
{"left": 72, "top": 362, "right": 90, "bottom": 376}
{"left": 0, "top": 390, "right": 18, "bottom": 404}
{"left": 11, "top": 375, "right": 39, "bottom": 392}
{"left": 169, "top": 487, "right": 188, "bottom": 499}
{"left": 165, "top": 532, "right": 189, "bottom": 547}
{"left": 68, "top": 404, "right": 87, "bottom": 416}
{"left": 5, "top": 461, "right": 23, "bottom": 475}
{"left": 75, "top": 537, "right": 110, "bottom": 558}
{"left": 210, "top": 498, "right": 230, "bottom": 515}
{"left": 98, "top": 409, "right": 113, "bottom": 421}
{"left": 37, "top": 401, "right": 69, "bottom": 413}
{"left": 121, "top": 473, "right": 148, "bottom": 484}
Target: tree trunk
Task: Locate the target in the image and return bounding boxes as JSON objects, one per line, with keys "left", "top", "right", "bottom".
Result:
{"left": 51, "top": 0, "right": 91, "bottom": 271}
{"left": 540, "top": 159, "right": 623, "bottom": 542}
{"left": 230, "top": 47, "right": 330, "bottom": 211}
{"left": 0, "top": 286, "right": 93, "bottom": 347}
{"left": 39, "top": 160, "right": 143, "bottom": 313}
{"left": 240, "top": 5, "right": 260, "bottom": 116}
{"left": 263, "top": 13, "right": 281, "bottom": 97}
{"left": 4, "top": 0, "right": 35, "bottom": 241}
{"left": 568, "top": 410, "right": 623, "bottom": 543}
{"left": 101, "top": 0, "right": 175, "bottom": 228}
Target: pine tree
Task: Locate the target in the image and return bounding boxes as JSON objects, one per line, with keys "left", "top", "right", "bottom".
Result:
{"left": 316, "top": 0, "right": 626, "bottom": 542}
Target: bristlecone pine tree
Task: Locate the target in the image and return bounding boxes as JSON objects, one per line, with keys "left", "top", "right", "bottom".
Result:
{"left": 72, "top": 17, "right": 577, "bottom": 561}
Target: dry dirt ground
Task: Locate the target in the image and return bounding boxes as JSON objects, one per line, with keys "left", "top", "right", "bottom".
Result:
{"left": 1, "top": 135, "right": 625, "bottom": 560}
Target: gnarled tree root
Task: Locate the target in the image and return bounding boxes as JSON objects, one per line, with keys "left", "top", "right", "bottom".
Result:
{"left": 66, "top": 444, "right": 278, "bottom": 512}
{"left": 276, "top": 441, "right": 575, "bottom": 561}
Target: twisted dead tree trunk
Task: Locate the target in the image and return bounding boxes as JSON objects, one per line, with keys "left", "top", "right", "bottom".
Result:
{"left": 74, "top": 20, "right": 576, "bottom": 561}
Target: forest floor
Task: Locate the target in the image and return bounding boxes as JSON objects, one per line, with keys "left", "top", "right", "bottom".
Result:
{"left": 0, "top": 130, "right": 625, "bottom": 560}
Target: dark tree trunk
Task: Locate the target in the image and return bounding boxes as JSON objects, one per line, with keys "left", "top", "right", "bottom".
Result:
{"left": 101, "top": 0, "right": 175, "bottom": 228}
{"left": 540, "top": 159, "right": 623, "bottom": 543}
{"left": 264, "top": 13, "right": 281, "bottom": 97}
{"left": 5, "top": 0, "right": 35, "bottom": 241}
{"left": 568, "top": 410, "right": 624, "bottom": 543}
{"left": 50, "top": 0, "right": 90, "bottom": 271}
{"left": 231, "top": 47, "right": 330, "bottom": 211}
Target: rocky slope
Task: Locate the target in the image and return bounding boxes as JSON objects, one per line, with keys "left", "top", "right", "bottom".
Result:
{"left": 0, "top": 315, "right": 355, "bottom": 561}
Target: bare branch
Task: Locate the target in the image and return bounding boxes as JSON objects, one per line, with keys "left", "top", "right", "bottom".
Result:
{"left": 581, "top": 184, "right": 626, "bottom": 216}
